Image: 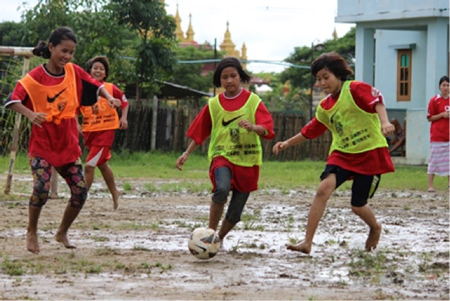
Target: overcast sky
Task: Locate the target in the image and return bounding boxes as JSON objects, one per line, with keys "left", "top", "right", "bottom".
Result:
{"left": 2, "top": 0, "right": 354, "bottom": 73}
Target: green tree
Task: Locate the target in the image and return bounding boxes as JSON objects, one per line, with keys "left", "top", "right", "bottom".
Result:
{"left": 0, "top": 21, "right": 34, "bottom": 46}
{"left": 170, "top": 45, "right": 224, "bottom": 93}
{"left": 281, "top": 27, "right": 356, "bottom": 90}
{"left": 18, "top": 0, "right": 136, "bottom": 84}
{"left": 111, "top": 0, "right": 178, "bottom": 102}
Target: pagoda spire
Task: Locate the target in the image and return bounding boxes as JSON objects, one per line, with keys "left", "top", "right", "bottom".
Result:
{"left": 186, "top": 13, "right": 195, "bottom": 42}
{"left": 220, "top": 21, "right": 238, "bottom": 57}
{"left": 174, "top": 4, "right": 185, "bottom": 41}
{"left": 332, "top": 27, "right": 338, "bottom": 40}
{"left": 241, "top": 43, "right": 247, "bottom": 69}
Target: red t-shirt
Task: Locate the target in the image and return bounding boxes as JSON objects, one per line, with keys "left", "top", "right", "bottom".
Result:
{"left": 301, "top": 81, "right": 394, "bottom": 175}
{"left": 187, "top": 89, "right": 275, "bottom": 192}
{"left": 427, "top": 94, "right": 449, "bottom": 142}
{"left": 83, "top": 83, "right": 129, "bottom": 147}
{"left": 6, "top": 64, "right": 103, "bottom": 167}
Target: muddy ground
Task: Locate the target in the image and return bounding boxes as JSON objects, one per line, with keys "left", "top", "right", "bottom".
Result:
{"left": 0, "top": 176, "right": 449, "bottom": 300}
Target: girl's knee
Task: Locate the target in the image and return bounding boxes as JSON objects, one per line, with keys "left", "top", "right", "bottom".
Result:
{"left": 351, "top": 203, "right": 367, "bottom": 214}
{"left": 29, "top": 194, "right": 49, "bottom": 207}
{"left": 315, "top": 185, "right": 334, "bottom": 200}
{"left": 212, "top": 187, "right": 229, "bottom": 204}
{"left": 70, "top": 188, "right": 88, "bottom": 209}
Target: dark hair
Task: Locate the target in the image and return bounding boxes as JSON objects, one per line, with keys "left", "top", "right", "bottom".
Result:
{"left": 439, "top": 75, "right": 449, "bottom": 86}
{"left": 213, "top": 57, "right": 251, "bottom": 88}
{"left": 86, "top": 56, "right": 110, "bottom": 79}
{"left": 32, "top": 27, "right": 77, "bottom": 59}
{"left": 311, "top": 52, "right": 353, "bottom": 81}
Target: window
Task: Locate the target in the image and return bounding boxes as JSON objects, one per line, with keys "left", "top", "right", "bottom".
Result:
{"left": 397, "top": 49, "right": 412, "bottom": 101}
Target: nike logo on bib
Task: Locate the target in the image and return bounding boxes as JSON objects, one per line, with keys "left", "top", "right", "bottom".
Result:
{"left": 330, "top": 109, "right": 339, "bottom": 124}
{"left": 222, "top": 114, "right": 244, "bottom": 126}
{"left": 47, "top": 88, "right": 67, "bottom": 103}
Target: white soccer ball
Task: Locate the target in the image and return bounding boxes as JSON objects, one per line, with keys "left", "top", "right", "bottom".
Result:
{"left": 188, "top": 227, "right": 221, "bottom": 260}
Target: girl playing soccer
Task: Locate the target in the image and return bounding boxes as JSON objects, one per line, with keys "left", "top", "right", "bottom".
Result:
{"left": 273, "top": 52, "right": 395, "bottom": 254}
{"left": 79, "top": 56, "right": 129, "bottom": 209}
{"left": 176, "top": 57, "right": 274, "bottom": 248}
{"left": 5, "top": 27, "right": 120, "bottom": 254}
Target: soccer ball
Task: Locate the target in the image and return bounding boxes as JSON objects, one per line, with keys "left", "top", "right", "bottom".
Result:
{"left": 188, "top": 227, "right": 221, "bottom": 260}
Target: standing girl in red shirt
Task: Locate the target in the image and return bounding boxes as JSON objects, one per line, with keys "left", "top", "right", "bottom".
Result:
{"left": 273, "top": 52, "right": 395, "bottom": 255}
{"left": 5, "top": 27, "right": 120, "bottom": 254}
{"left": 426, "top": 75, "right": 449, "bottom": 192}
{"left": 176, "top": 57, "right": 274, "bottom": 248}
{"left": 80, "top": 56, "right": 129, "bottom": 210}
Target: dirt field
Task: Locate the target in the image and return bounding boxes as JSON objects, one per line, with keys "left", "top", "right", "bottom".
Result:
{"left": 0, "top": 175, "right": 449, "bottom": 300}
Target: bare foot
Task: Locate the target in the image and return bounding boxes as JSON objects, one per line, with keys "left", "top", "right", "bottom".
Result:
{"left": 55, "top": 231, "right": 76, "bottom": 249}
{"left": 286, "top": 241, "right": 311, "bottom": 254}
{"left": 365, "top": 223, "right": 382, "bottom": 251}
{"left": 112, "top": 190, "right": 121, "bottom": 210}
{"left": 26, "top": 231, "right": 40, "bottom": 254}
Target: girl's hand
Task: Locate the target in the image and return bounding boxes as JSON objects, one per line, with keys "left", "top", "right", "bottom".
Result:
{"left": 119, "top": 118, "right": 128, "bottom": 130}
{"left": 76, "top": 122, "right": 83, "bottom": 134}
{"left": 442, "top": 111, "right": 449, "bottom": 119}
{"left": 238, "top": 120, "right": 255, "bottom": 132}
{"left": 273, "top": 141, "right": 289, "bottom": 155}
{"left": 381, "top": 122, "right": 395, "bottom": 137}
{"left": 28, "top": 112, "right": 47, "bottom": 127}
{"left": 176, "top": 152, "right": 190, "bottom": 171}
{"left": 108, "top": 98, "right": 121, "bottom": 109}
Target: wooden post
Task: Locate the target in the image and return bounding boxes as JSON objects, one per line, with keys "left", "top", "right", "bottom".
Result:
{"left": 4, "top": 57, "right": 29, "bottom": 194}
{"left": 151, "top": 95, "right": 158, "bottom": 151}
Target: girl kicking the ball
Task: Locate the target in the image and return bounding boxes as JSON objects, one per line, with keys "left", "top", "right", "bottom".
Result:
{"left": 176, "top": 57, "right": 274, "bottom": 248}
{"left": 273, "top": 52, "right": 395, "bottom": 254}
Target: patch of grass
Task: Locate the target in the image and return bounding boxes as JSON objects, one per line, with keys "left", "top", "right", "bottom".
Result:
{"left": 1, "top": 257, "right": 24, "bottom": 276}
{"left": 154, "top": 262, "right": 172, "bottom": 273}
{"left": 189, "top": 222, "right": 207, "bottom": 231}
{"left": 91, "top": 236, "right": 110, "bottom": 242}
{"left": 123, "top": 182, "right": 132, "bottom": 192}
{"left": 90, "top": 224, "right": 111, "bottom": 231}
{"left": 85, "top": 265, "right": 102, "bottom": 274}
{"left": 1, "top": 152, "right": 447, "bottom": 192}
{"left": 117, "top": 222, "right": 161, "bottom": 230}
{"left": 144, "top": 183, "right": 159, "bottom": 193}
{"left": 349, "top": 249, "right": 395, "bottom": 278}
{"left": 288, "top": 237, "right": 299, "bottom": 245}
{"left": 133, "top": 245, "right": 151, "bottom": 251}
{"left": 95, "top": 248, "right": 118, "bottom": 256}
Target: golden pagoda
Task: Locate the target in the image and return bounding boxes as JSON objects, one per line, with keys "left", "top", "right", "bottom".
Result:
{"left": 171, "top": 5, "right": 247, "bottom": 68}
{"left": 219, "top": 21, "right": 248, "bottom": 69}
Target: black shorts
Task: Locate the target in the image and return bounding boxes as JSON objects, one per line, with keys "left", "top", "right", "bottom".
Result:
{"left": 320, "top": 165, "right": 381, "bottom": 207}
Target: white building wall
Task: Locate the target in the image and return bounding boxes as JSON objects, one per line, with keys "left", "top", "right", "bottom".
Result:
{"left": 374, "top": 30, "right": 427, "bottom": 109}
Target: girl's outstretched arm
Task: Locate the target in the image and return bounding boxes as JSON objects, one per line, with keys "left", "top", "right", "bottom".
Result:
{"left": 272, "top": 132, "right": 308, "bottom": 155}
{"left": 374, "top": 103, "right": 395, "bottom": 137}
{"left": 177, "top": 140, "right": 199, "bottom": 170}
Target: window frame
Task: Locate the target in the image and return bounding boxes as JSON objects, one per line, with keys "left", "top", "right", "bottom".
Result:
{"left": 396, "top": 49, "right": 412, "bottom": 101}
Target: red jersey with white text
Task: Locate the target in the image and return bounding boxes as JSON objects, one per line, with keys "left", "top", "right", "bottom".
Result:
{"left": 427, "top": 94, "right": 449, "bottom": 142}
{"left": 301, "top": 81, "right": 394, "bottom": 175}
{"left": 187, "top": 89, "right": 275, "bottom": 192}
{"left": 6, "top": 64, "right": 103, "bottom": 167}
